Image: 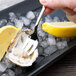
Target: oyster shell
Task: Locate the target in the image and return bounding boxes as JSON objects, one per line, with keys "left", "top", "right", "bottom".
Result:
{"left": 6, "top": 29, "right": 38, "bottom": 67}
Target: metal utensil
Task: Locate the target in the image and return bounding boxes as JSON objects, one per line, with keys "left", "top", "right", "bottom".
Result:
{"left": 26, "top": 6, "right": 45, "bottom": 56}
{"left": 31, "top": 6, "right": 45, "bottom": 40}
{"left": 20, "top": 6, "right": 45, "bottom": 56}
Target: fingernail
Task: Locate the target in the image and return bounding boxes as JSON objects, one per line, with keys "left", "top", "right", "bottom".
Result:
{"left": 40, "top": 0, "right": 47, "bottom": 4}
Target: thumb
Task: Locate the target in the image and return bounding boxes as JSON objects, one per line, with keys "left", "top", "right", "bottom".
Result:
{"left": 39, "top": 0, "right": 70, "bottom": 9}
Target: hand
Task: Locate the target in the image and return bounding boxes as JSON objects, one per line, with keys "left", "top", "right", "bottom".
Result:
{"left": 39, "top": 0, "right": 76, "bottom": 23}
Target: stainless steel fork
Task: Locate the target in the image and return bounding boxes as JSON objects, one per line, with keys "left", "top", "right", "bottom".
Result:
{"left": 21, "top": 6, "right": 45, "bottom": 56}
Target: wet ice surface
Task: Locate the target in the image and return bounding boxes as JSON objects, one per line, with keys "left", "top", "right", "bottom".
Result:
{"left": 0, "top": 10, "right": 75, "bottom": 76}
{"left": 26, "top": 11, "right": 35, "bottom": 20}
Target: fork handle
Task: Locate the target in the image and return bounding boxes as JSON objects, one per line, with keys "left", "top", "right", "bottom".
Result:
{"left": 35, "top": 6, "right": 45, "bottom": 26}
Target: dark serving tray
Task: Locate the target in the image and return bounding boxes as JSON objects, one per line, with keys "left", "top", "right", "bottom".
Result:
{"left": 0, "top": 0, "right": 76, "bottom": 76}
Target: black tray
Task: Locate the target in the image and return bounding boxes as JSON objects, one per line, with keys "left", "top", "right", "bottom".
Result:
{"left": 0, "top": 0, "right": 76, "bottom": 76}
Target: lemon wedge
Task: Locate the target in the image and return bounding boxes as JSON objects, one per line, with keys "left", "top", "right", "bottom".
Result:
{"left": 42, "top": 22, "right": 76, "bottom": 37}
{"left": 0, "top": 25, "right": 22, "bottom": 61}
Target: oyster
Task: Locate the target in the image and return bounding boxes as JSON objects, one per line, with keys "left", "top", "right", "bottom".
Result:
{"left": 6, "top": 29, "right": 38, "bottom": 67}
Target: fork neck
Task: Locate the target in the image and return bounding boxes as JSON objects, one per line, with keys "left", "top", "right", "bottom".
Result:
{"left": 35, "top": 6, "right": 45, "bottom": 26}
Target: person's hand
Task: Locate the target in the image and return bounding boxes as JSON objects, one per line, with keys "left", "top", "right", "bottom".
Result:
{"left": 39, "top": 0, "right": 76, "bottom": 23}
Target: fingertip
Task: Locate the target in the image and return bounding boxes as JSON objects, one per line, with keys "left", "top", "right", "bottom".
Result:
{"left": 39, "top": 0, "right": 47, "bottom": 6}
{"left": 44, "top": 8, "right": 54, "bottom": 14}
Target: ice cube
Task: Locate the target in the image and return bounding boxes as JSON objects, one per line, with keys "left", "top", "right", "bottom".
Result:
{"left": 9, "top": 12, "right": 17, "bottom": 22}
{"left": 20, "top": 17, "right": 31, "bottom": 26}
{"left": 38, "top": 36, "right": 43, "bottom": 42}
{"left": 26, "top": 11, "right": 35, "bottom": 20}
{"left": 53, "top": 16, "right": 60, "bottom": 22}
{"left": 56, "top": 41, "right": 68, "bottom": 49}
{"left": 9, "top": 12, "right": 16, "bottom": 17}
{"left": 4, "top": 59, "right": 13, "bottom": 68}
{"left": 14, "top": 19, "right": 23, "bottom": 27}
{"left": 0, "top": 63, "right": 7, "bottom": 72}
{"left": 1, "top": 73, "right": 9, "bottom": 76}
{"left": 40, "top": 41, "right": 49, "bottom": 48}
{"left": 30, "top": 23, "right": 35, "bottom": 30}
{"left": 44, "top": 46, "right": 57, "bottom": 56}
{"left": 62, "top": 41, "right": 68, "bottom": 47}
{"left": 38, "top": 30, "right": 47, "bottom": 40}
{"left": 45, "top": 15, "right": 53, "bottom": 22}
{"left": 47, "top": 38, "right": 56, "bottom": 45}
{"left": 0, "top": 57, "right": 13, "bottom": 73}
{"left": 6, "top": 69, "right": 15, "bottom": 76}
{"left": 0, "top": 19, "right": 7, "bottom": 27}
{"left": 38, "top": 30, "right": 45, "bottom": 37}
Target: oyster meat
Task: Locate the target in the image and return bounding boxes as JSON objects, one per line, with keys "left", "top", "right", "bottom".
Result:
{"left": 6, "top": 29, "right": 38, "bottom": 67}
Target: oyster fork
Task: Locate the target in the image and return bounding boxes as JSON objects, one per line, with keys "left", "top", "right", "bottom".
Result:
{"left": 22, "top": 6, "right": 45, "bottom": 56}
